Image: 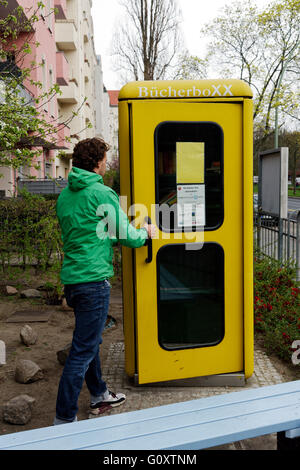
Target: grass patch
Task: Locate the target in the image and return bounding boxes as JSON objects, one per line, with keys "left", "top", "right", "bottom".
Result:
{"left": 254, "top": 183, "right": 300, "bottom": 197}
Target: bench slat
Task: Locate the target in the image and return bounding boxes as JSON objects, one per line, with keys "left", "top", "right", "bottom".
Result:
{"left": 3, "top": 392, "right": 300, "bottom": 450}
{"left": 88, "top": 404, "right": 300, "bottom": 450}
{"left": 0, "top": 380, "right": 299, "bottom": 450}
{"left": 1, "top": 380, "right": 299, "bottom": 447}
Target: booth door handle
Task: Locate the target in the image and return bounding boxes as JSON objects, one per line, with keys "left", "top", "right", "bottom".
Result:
{"left": 144, "top": 217, "right": 153, "bottom": 264}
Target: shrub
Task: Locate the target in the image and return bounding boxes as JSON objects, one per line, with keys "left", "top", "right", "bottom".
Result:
{"left": 0, "top": 190, "right": 63, "bottom": 273}
{"left": 103, "top": 157, "right": 120, "bottom": 194}
{"left": 254, "top": 250, "right": 300, "bottom": 362}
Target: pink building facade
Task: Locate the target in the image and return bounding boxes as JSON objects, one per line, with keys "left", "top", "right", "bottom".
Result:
{"left": 0, "top": 0, "right": 103, "bottom": 197}
{"left": 0, "top": 0, "right": 70, "bottom": 194}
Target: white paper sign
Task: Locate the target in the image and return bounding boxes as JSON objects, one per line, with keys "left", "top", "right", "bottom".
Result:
{"left": 177, "top": 184, "right": 206, "bottom": 227}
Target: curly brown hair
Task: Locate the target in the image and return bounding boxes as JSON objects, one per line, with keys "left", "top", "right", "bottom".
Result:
{"left": 72, "top": 137, "right": 110, "bottom": 172}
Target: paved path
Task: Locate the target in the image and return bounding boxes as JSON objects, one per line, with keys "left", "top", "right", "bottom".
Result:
{"left": 95, "top": 289, "right": 295, "bottom": 450}
{"left": 288, "top": 197, "right": 300, "bottom": 212}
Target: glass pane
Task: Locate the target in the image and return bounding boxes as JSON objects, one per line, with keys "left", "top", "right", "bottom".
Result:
{"left": 157, "top": 243, "right": 224, "bottom": 350}
{"left": 155, "top": 122, "right": 223, "bottom": 231}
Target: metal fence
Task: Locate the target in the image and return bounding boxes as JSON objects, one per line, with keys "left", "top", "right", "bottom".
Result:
{"left": 17, "top": 179, "right": 68, "bottom": 195}
{"left": 254, "top": 210, "right": 300, "bottom": 281}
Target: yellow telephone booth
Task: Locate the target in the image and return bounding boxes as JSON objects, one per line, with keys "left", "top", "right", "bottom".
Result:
{"left": 118, "top": 79, "right": 253, "bottom": 385}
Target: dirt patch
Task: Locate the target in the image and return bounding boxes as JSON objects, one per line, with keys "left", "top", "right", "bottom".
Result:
{"left": 0, "top": 277, "right": 124, "bottom": 436}
{"left": 0, "top": 273, "right": 299, "bottom": 439}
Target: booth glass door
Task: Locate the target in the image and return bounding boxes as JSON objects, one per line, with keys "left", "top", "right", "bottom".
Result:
{"left": 157, "top": 243, "right": 224, "bottom": 350}
{"left": 130, "top": 101, "right": 244, "bottom": 384}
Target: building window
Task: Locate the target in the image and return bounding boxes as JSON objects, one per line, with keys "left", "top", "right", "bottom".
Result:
{"left": 155, "top": 121, "right": 224, "bottom": 232}
{"left": 19, "top": 165, "right": 30, "bottom": 180}
{"left": 45, "top": 163, "right": 52, "bottom": 178}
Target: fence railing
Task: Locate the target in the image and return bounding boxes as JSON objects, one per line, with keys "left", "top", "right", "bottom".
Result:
{"left": 17, "top": 179, "right": 68, "bottom": 195}
{"left": 254, "top": 210, "right": 300, "bottom": 281}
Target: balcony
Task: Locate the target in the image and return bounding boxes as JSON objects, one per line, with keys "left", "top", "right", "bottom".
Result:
{"left": 0, "top": 0, "right": 19, "bottom": 14}
{"left": 56, "top": 52, "right": 69, "bottom": 86}
{"left": 55, "top": 20, "right": 78, "bottom": 51}
{"left": 57, "top": 81, "right": 79, "bottom": 104}
{"left": 54, "top": 0, "right": 67, "bottom": 19}
{"left": 56, "top": 124, "right": 71, "bottom": 149}
{"left": 0, "top": 1, "right": 33, "bottom": 31}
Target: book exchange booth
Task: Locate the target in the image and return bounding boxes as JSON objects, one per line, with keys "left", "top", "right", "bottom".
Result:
{"left": 118, "top": 79, "right": 253, "bottom": 386}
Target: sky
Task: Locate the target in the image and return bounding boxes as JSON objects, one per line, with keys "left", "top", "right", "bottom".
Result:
{"left": 91, "top": 0, "right": 271, "bottom": 90}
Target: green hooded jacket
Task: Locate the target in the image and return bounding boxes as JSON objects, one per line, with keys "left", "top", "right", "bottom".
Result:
{"left": 56, "top": 167, "right": 148, "bottom": 285}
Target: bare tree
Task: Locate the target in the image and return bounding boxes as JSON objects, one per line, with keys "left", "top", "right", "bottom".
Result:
{"left": 112, "top": 0, "right": 183, "bottom": 82}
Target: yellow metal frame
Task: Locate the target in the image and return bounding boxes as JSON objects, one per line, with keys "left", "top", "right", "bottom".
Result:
{"left": 243, "top": 98, "right": 254, "bottom": 379}
{"left": 119, "top": 80, "right": 253, "bottom": 383}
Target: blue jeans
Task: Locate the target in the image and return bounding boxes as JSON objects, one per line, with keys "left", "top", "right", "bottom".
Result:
{"left": 55, "top": 280, "right": 111, "bottom": 422}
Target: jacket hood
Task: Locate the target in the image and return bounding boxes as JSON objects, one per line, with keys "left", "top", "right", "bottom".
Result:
{"left": 68, "top": 167, "right": 103, "bottom": 192}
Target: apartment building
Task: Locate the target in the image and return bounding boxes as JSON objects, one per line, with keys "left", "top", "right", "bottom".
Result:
{"left": 95, "top": 55, "right": 110, "bottom": 143}
{"left": 0, "top": 0, "right": 60, "bottom": 195}
{"left": 0, "top": 0, "right": 104, "bottom": 196}
{"left": 55, "top": 0, "right": 100, "bottom": 177}
{"left": 107, "top": 90, "right": 119, "bottom": 162}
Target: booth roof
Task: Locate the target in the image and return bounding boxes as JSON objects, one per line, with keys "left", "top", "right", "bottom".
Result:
{"left": 118, "top": 79, "right": 253, "bottom": 101}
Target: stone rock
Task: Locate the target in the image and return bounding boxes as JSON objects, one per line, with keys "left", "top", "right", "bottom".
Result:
{"left": 15, "top": 359, "right": 43, "bottom": 384}
{"left": 3, "top": 395, "right": 35, "bottom": 425}
{"left": 0, "top": 371, "right": 6, "bottom": 383}
{"left": 20, "top": 289, "right": 42, "bottom": 299}
{"left": 20, "top": 325, "right": 38, "bottom": 346}
{"left": 35, "top": 283, "right": 47, "bottom": 291}
{"left": 57, "top": 344, "right": 72, "bottom": 365}
{"left": 6, "top": 285, "right": 18, "bottom": 295}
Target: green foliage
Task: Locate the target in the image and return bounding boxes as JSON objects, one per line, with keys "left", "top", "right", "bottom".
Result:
{"left": 112, "top": 245, "right": 122, "bottom": 284}
{"left": 253, "top": 128, "right": 300, "bottom": 178}
{"left": 173, "top": 52, "right": 207, "bottom": 80}
{"left": 254, "top": 249, "right": 300, "bottom": 362}
{"left": 202, "top": 0, "right": 300, "bottom": 134}
{"left": 103, "top": 157, "right": 120, "bottom": 194}
{"left": 0, "top": 190, "right": 63, "bottom": 275}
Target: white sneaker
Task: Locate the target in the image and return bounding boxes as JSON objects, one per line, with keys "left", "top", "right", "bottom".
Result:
{"left": 90, "top": 390, "right": 126, "bottom": 415}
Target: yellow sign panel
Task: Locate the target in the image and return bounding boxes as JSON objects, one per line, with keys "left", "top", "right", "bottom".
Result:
{"left": 176, "top": 142, "right": 205, "bottom": 184}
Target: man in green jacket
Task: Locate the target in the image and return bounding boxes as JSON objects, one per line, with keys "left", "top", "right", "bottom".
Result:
{"left": 54, "top": 137, "right": 155, "bottom": 424}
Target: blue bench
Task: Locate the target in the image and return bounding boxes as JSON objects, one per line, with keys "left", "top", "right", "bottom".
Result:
{"left": 0, "top": 380, "right": 299, "bottom": 450}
